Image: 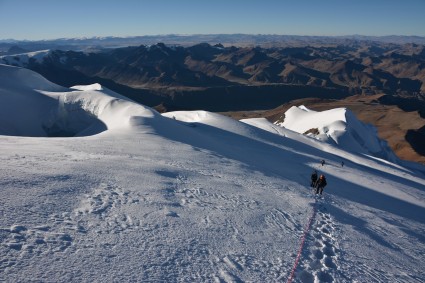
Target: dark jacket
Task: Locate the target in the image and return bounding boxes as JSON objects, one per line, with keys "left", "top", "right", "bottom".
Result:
{"left": 311, "top": 172, "right": 318, "bottom": 182}
{"left": 315, "top": 177, "right": 327, "bottom": 188}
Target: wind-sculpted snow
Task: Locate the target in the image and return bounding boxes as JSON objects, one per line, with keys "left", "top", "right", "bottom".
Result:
{"left": 1, "top": 64, "right": 425, "bottom": 282}
{"left": 0, "top": 64, "right": 159, "bottom": 137}
{"left": 278, "top": 105, "right": 399, "bottom": 162}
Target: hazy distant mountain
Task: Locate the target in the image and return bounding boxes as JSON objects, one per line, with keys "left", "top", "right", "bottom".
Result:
{"left": 2, "top": 34, "right": 425, "bottom": 50}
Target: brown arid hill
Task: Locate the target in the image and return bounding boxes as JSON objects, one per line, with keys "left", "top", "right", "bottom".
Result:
{"left": 220, "top": 94, "right": 425, "bottom": 165}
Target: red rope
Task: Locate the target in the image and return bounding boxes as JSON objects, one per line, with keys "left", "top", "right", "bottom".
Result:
{"left": 287, "top": 199, "right": 317, "bottom": 283}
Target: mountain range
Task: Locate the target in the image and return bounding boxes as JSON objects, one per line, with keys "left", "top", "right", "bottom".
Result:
{"left": 1, "top": 42, "right": 424, "bottom": 106}
{"left": 1, "top": 34, "right": 425, "bottom": 49}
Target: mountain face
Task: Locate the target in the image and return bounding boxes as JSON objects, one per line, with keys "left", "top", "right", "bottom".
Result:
{"left": 1, "top": 42, "right": 424, "bottom": 113}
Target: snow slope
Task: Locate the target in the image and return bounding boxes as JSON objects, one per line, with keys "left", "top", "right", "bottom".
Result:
{"left": 1, "top": 64, "right": 425, "bottom": 282}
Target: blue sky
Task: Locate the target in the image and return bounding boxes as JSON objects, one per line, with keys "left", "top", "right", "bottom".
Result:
{"left": 1, "top": 0, "right": 424, "bottom": 40}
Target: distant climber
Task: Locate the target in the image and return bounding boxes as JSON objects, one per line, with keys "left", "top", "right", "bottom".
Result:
{"left": 315, "top": 174, "right": 327, "bottom": 195}
{"left": 341, "top": 161, "right": 344, "bottom": 167}
{"left": 310, "top": 170, "right": 318, "bottom": 187}
{"left": 321, "top": 159, "right": 325, "bottom": 166}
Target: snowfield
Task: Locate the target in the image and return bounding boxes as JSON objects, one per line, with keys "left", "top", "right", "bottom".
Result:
{"left": 1, "top": 64, "right": 424, "bottom": 282}
{"left": 0, "top": 50, "right": 51, "bottom": 67}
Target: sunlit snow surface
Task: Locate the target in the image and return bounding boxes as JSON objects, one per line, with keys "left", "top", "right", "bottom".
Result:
{"left": 276, "top": 105, "right": 399, "bottom": 162}
{"left": 1, "top": 64, "right": 424, "bottom": 282}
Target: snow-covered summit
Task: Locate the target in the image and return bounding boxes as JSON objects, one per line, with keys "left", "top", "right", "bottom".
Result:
{"left": 277, "top": 105, "right": 398, "bottom": 162}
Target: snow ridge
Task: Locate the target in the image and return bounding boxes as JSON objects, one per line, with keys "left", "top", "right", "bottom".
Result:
{"left": 278, "top": 105, "right": 398, "bottom": 162}
{"left": 0, "top": 64, "right": 160, "bottom": 137}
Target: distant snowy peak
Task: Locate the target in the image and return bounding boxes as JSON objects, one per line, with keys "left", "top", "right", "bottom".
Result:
{"left": 0, "top": 49, "right": 73, "bottom": 67}
{"left": 276, "top": 105, "right": 398, "bottom": 162}
{"left": 0, "top": 50, "right": 51, "bottom": 66}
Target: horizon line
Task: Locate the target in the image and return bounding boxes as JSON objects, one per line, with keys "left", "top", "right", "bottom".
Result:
{"left": 1, "top": 33, "right": 425, "bottom": 42}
